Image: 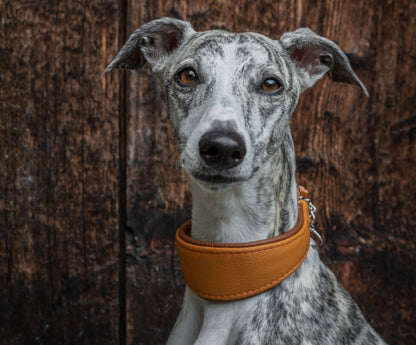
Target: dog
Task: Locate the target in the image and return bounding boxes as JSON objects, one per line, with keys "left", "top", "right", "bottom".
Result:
{"left": 106, "top": 17, "right": 387, "bottom": 345}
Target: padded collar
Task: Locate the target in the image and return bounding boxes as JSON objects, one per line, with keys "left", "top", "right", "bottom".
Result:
{"left": 175, "top": 199, "right": 310, "bottom": 301}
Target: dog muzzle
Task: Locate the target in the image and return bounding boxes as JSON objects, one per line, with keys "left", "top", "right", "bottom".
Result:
{"left": 175, "top": 192, "right": 315, "bottom": 301}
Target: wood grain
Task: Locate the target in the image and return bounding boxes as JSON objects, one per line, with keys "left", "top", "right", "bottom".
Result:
{"left": 123, "top": 1, "right": 415, "bottom": 345}
{"left": 1, "top": 1, "right": 414, "bottom": 344}
{"left": 0, "top": 1, "right": 121, "bottom": 344}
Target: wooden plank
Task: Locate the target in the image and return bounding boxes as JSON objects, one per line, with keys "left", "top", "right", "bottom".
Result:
{"left": 0, "top": 1, "right": 121, "bottom": 344}
{"left": 123, "top": 3, "right": 193, "bottom": 343}
{"left": 123, "top": 1, "right": 416, "bottom": 344}
{"left": 292, "top": 2, "right": 416, "bottom": 342}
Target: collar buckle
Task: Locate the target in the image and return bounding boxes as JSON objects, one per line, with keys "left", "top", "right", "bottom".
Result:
{"left": 297, "top": 186, "right": 324, "bottom": 249}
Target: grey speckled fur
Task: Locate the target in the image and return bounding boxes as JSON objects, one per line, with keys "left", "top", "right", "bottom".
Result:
{"left": 106, "top": 18, "right": 386, "bottom": 345}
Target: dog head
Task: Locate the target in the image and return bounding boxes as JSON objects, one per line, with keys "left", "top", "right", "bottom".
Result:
{"left": 106, "top": 18, "right": 367, "bottom": 190}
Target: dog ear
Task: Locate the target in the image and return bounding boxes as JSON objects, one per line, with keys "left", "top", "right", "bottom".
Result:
{"left": 104, "top": 17, "right": 195, "bottom": 74}
{"left": 280, "top": 28, "right": 368, "bottom": 96}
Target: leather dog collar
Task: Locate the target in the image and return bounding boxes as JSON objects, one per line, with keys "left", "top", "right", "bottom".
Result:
{"left": 175, "top": 199, "right": 311, "bottom": 301}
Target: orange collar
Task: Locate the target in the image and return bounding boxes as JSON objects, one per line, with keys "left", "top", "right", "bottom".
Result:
{"left": 175, "top": 199, "right": 311, "bottom": 301}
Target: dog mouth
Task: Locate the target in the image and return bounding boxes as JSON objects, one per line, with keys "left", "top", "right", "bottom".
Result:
{"left": 191, "top": 172, "right": 245, "bottom": 189}
{"left": 186, "top": 163, "right": 259, "bottom": 190}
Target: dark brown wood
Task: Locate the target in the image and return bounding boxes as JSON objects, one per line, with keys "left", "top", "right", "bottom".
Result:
{"left": 292, "top": 2, "right": 416, "bottom": 342}
{"left": 124, "top": 1, "right": 416, "bottom": 345}
{"left": 124, "top": 4, "right": 192, "bottom": 345}
{"left": 1, "top": 1, "right": 415, "bottom": 345}
{"left": 0, "top": 1, "right": 121, "bottom": 344}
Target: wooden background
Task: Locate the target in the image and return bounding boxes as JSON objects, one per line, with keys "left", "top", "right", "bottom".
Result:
{"left": 1, "top": 1, "right": 415, "bottom": 344}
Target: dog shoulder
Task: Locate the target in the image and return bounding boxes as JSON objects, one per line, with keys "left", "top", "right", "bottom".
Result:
{"left": 232, "top": 257, "right": 387, "bottom": 345}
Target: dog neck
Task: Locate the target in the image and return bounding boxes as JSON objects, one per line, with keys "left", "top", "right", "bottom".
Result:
{"left": 189, "top": 131, "right": 298, "bottom": 243}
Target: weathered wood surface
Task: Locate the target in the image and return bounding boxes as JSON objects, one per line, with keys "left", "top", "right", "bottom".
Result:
{"left": 0, "top": 1, "right": 121, "bottom": 344}
{"left": 1, "top": 1, "right": 415, "bottom": 345}
{"left": 124, "top": 1, "right": 415, "bottom": 345}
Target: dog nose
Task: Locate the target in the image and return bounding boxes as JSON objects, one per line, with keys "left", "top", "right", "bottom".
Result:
{"left": 199, "top": 130, "right": 246, "bottom": 169}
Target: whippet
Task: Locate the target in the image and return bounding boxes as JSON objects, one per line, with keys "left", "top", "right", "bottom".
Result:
{"left": 106, "top": 17, "right": 387, "bottom": 345}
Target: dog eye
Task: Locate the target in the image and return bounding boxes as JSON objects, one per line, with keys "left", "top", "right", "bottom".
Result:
{"left": 176, "top": 68, "right": 199, "bottom": 85}
{"left": 261, "top": 78, "right": 282, "bottom": 93}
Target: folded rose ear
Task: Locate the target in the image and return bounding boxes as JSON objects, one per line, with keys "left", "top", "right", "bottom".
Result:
{"left": 104, "top": 17, "right": 195, "bottom": 74}
{"left": 280, "top": 28, "right": 368, "bottom": 96}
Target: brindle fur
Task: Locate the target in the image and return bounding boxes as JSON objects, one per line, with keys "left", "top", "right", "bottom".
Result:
{"left": 106, "top": 17, "right": 387, "bottom": 345}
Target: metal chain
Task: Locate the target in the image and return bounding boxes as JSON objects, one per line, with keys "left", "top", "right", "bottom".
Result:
{"left": 299, "top": 196, "right": 324, "bottom": 249}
